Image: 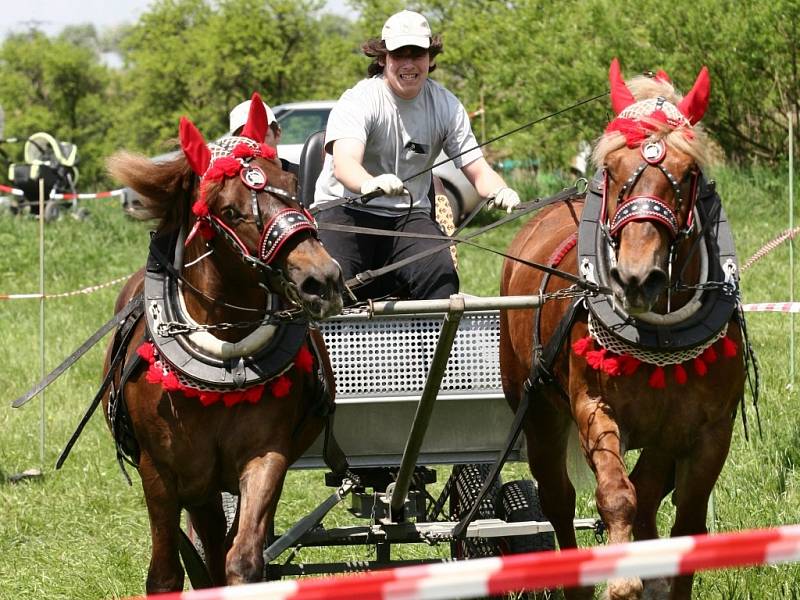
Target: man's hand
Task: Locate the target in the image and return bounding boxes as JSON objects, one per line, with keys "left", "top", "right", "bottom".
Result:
{"left": 360, "top": 174, "right": 405, "bottom": 196}
{"left": 487, "top": 187, "right": 521, "bottom": 213}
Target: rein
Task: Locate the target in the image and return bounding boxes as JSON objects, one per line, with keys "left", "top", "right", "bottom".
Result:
{"left": 325, "top": 185, "right": 608, "bottom": 294}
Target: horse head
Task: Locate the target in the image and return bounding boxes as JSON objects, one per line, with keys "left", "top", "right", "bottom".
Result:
{"left": 594, "top": 59, "right": 712, "bottom": 314}
{"left": 112, "top": 93, "right": 343, "bottom": 322}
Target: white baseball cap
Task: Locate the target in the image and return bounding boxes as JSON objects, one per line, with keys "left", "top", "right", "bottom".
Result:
{"left": 228, "top": 99, "right": 277, "bottom": 135}
{"left": 381, "top": 10, "right": 431, "bottom": 51}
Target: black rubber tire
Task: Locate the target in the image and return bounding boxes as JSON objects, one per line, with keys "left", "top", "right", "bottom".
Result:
{"left": 499, "top": 479, "right": 556, "bottom": 553}
{"left": 185, "top": 492, "right": 239, "bottom": 567}
{"left": 449, "top": 463, "right": 503, "bottom": 558}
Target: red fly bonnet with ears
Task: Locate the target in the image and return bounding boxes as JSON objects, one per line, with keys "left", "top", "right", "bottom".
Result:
{"left": 605, "top": 57, "right": 710, "bottom": 147}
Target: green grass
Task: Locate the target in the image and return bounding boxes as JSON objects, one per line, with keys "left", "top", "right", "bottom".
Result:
{"left": 0, "top": 165, "right": 798, "bottom": 599}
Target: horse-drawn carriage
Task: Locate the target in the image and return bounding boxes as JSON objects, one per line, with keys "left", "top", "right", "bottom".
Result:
{"left": 14, "top": 60, "right": 754, "bottom": 600}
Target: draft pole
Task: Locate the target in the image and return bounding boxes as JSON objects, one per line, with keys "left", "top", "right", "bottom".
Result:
{"left": 38, "top": 177, "right": 46, "bottom": 464}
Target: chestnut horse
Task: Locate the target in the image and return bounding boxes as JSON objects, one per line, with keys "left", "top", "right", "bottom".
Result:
{"left": 104, "top": 95, "right": 342, "bottom": 592}
{"left": 500, "top": 61, "right": 744, "bottom": 599}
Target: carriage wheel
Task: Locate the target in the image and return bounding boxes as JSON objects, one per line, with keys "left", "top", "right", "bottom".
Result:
{"left": 499, "top": 479, "right": 556, "bottom": 554}
{"left": 185, "top": 493, "right": 239, "bottom": 572}
{"left": 449, "top": 463, "right": 503, "bottom": 558}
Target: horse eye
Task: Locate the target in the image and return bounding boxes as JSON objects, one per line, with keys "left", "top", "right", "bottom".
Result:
{"left": 220, "top": 206, "right": 243, "bottom": 222}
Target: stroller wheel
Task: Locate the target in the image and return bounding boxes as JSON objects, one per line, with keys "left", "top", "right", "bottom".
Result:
{"left": 72, "top": 207, "right": 90, "bottom": 221}
{"left": 44, "top": 201, "right": 60, "bottom": 223}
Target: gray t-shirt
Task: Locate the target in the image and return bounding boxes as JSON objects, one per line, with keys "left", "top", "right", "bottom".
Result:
{"left": 312, "top": 76, "right": 482, "bottom": 215}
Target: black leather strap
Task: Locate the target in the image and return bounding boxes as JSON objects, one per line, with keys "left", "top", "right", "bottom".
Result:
{"left": 56, "top": 298, "right": 145, "bottom": 470}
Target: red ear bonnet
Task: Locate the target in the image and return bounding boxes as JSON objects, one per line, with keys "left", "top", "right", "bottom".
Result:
{"left": 654, "top": 70, "right": 671, "bottom": 83}
{"left": 240, "top": 91, "right": 268, "bottom": 143}
{"left": 609, "top": 58, "right": 637, "bottom": 115}
{"left": 677, "top": 66, "right": 710, "bottom": 125}
{"left": 179, "top": 117, "right": 211, "bottom": 176}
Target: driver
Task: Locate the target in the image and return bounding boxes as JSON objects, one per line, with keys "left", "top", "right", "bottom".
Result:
{"left": 312, "top": 10, "right": 520, "bottom": 301}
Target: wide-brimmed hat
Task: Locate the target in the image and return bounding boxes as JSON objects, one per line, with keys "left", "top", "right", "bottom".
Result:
{"left": 381, "top": 10, "right": 431, "bottom": 51}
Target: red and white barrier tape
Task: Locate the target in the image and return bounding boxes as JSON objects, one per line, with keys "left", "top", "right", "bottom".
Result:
{"left": 0, "top": 183, "right": 126, "bottom": 201}
{"left": 741, "top": 302, "right": 800, "bottom": 313}
{"left": 0, "top": 273, "right": 132, "bottom": 300}
{"left": 127, "top": 524, "right": 800, "bottom": 600}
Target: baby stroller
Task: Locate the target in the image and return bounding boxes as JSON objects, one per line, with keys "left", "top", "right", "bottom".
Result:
{"left": 7, "top": 132, "right": 87, "bottom": 221}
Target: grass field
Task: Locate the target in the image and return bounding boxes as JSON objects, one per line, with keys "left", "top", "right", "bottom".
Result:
{"left": 0, "top": 164, "right": 797, "bottom": 599}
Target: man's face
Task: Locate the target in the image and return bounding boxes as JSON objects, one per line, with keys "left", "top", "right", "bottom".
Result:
{"left": 265, "top": 123, "right": 281, "bottom": 147}
{"left": 381, "top": 45, "right": 430, "bottom": 100}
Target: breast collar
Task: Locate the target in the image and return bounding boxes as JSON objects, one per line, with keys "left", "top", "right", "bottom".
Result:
{"left": 577, "top": 170, "right": 739, "bottom": 352}
{"left": 143, "top": 229, "right": 307, "bottom": 391}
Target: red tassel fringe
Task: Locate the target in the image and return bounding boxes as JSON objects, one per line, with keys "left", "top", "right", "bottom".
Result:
{"left": 572, "top": 333, "right": 736, "bottom": 389}
{"left": 136, "top": 341, "right": 313, "bottom": 407}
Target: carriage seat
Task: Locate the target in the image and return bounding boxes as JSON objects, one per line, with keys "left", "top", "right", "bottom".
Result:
{"left": 8, "top": 132, "right": 79, "bottom": 204}
{"left": 297, "top": 129, "right": 326, "bottom": 208}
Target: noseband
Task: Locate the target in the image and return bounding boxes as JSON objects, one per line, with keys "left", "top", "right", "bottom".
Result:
{"left": 602, "top": 137, "right": 700, "bottom": 242}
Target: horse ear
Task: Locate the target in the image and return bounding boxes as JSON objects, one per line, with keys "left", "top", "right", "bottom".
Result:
{"left": 179, "top": 117, "right": 211, "bottom": 176}
{"left": 240, "top": 92, "right": 268, "bottom": 143}
{"left": 677, "top": 66, "right": 710, "bottom": 125}
{"left": 609, "top": 58, "right": 637, "bottom": 115}
{"left": 654, "top": 69, "right": 671, "bottom": 83}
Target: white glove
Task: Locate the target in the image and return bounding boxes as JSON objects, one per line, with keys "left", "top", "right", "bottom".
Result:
{"left": 487, "top": 187, "right": 521, "bottom": 213}
{"left": 360, "top": 174, "right": 405, "bottom": 197}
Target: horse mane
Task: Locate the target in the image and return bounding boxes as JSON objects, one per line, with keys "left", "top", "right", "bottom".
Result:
{"left": 107, "top": 149, "right": 196, "bottom": 232}
{"left": 592, "top": 73, "right": 712, "bottom": 169}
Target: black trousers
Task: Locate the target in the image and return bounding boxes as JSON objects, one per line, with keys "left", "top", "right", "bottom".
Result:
{"left": 318, "top": 206, "right": 459, "bottom": 301}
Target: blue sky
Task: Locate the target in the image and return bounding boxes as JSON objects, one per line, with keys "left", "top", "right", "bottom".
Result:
{"left": 0, "top": 0, "right": 356, "bottom": 39}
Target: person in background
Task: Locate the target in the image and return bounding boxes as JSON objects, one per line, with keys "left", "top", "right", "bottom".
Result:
{"left": 312, "top": 9, "right": 520, "bottom": 301}
{"left": 229, "top": 98, "right": 298, "bottom": 175}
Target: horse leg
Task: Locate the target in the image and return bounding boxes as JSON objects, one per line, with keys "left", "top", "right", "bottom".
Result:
{"left": 139, "top": 454, "right": 184, "bottom": 593}
{"left": 668, "top": 418, "right": 734, "bottom": 600}
{"left": 226, "top": 452, "right": 288, "bottom": 584}
{"left": 629, "top": 449, "right": 676, "bottom": 600}
{"left": 525, "top": 393, "right": 593, "bottom": 600}
{"left": 576, "top": 398, "right": 642, "bottom": 600}
{"left": 186, "top": 493, "right": 228, "bottom": 586}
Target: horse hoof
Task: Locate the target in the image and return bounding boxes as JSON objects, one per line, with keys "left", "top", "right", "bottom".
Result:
{"left": 603, "top": 577, "right": 644, "bottom": 600}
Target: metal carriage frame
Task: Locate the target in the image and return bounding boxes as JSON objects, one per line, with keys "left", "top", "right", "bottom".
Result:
{"left": 187, "top": 294, "right": 600, "bottom": 582}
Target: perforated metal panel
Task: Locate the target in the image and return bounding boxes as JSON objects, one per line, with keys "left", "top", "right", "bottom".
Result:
{"left": 319, "top": 312, "right": 502, "bottom": 399}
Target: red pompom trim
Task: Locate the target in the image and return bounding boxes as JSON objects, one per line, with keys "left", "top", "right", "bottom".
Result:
{"left": 586, "top": 348, "right": 606, "bottom": 370}
{"left": 693, "top": 356, "right": 708, "bottom": 376}
{"left": 572, "top": 336, "right": 593, "bottom": 357}
{"left": 674, "top": 363, "right": 688, "bottom": 385}
{"left": 270, "top": 375, "right": 292, "bottom": 398}
{"left": 260, "top": 144, "right": 278, "bottom": 160}
{"left": 619, "top": 355, "right": 641, "bottom": 375}
{"left": 295, "top": 345, "right": 314, "bottom": 374}
{"left": 702, "top": 345, "right": 718, "bottom": 363}
{"left": 648, "top": 366, "right": 666, "bottom": 389}
{"left": 721, "top": 335, "right": 738, "bottom": 358}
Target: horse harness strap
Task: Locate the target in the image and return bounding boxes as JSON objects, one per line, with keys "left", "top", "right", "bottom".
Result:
{"left": 55, "top": 294, "right": 145, "bottom": 472}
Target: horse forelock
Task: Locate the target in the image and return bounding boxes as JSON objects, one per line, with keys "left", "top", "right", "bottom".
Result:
{"left": 592, "top": 74, "right": 711, "bottom": 169}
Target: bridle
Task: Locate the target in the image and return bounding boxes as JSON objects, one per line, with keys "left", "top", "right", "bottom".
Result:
{"left": 186, "top": 157, "right": 319, "bottom": 310}
{"left": 601, "top": 137, "right": 700, "bottom": 244}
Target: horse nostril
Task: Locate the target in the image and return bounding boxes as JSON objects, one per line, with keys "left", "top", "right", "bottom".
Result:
{"left": 610, "top": 267, "right": 626, "bottom": 290}
{"left": 642, "top": 268, "right": 668, "bottom": 299}
{"left": 301, "top": 276, "right": 325, "bottom": 300}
